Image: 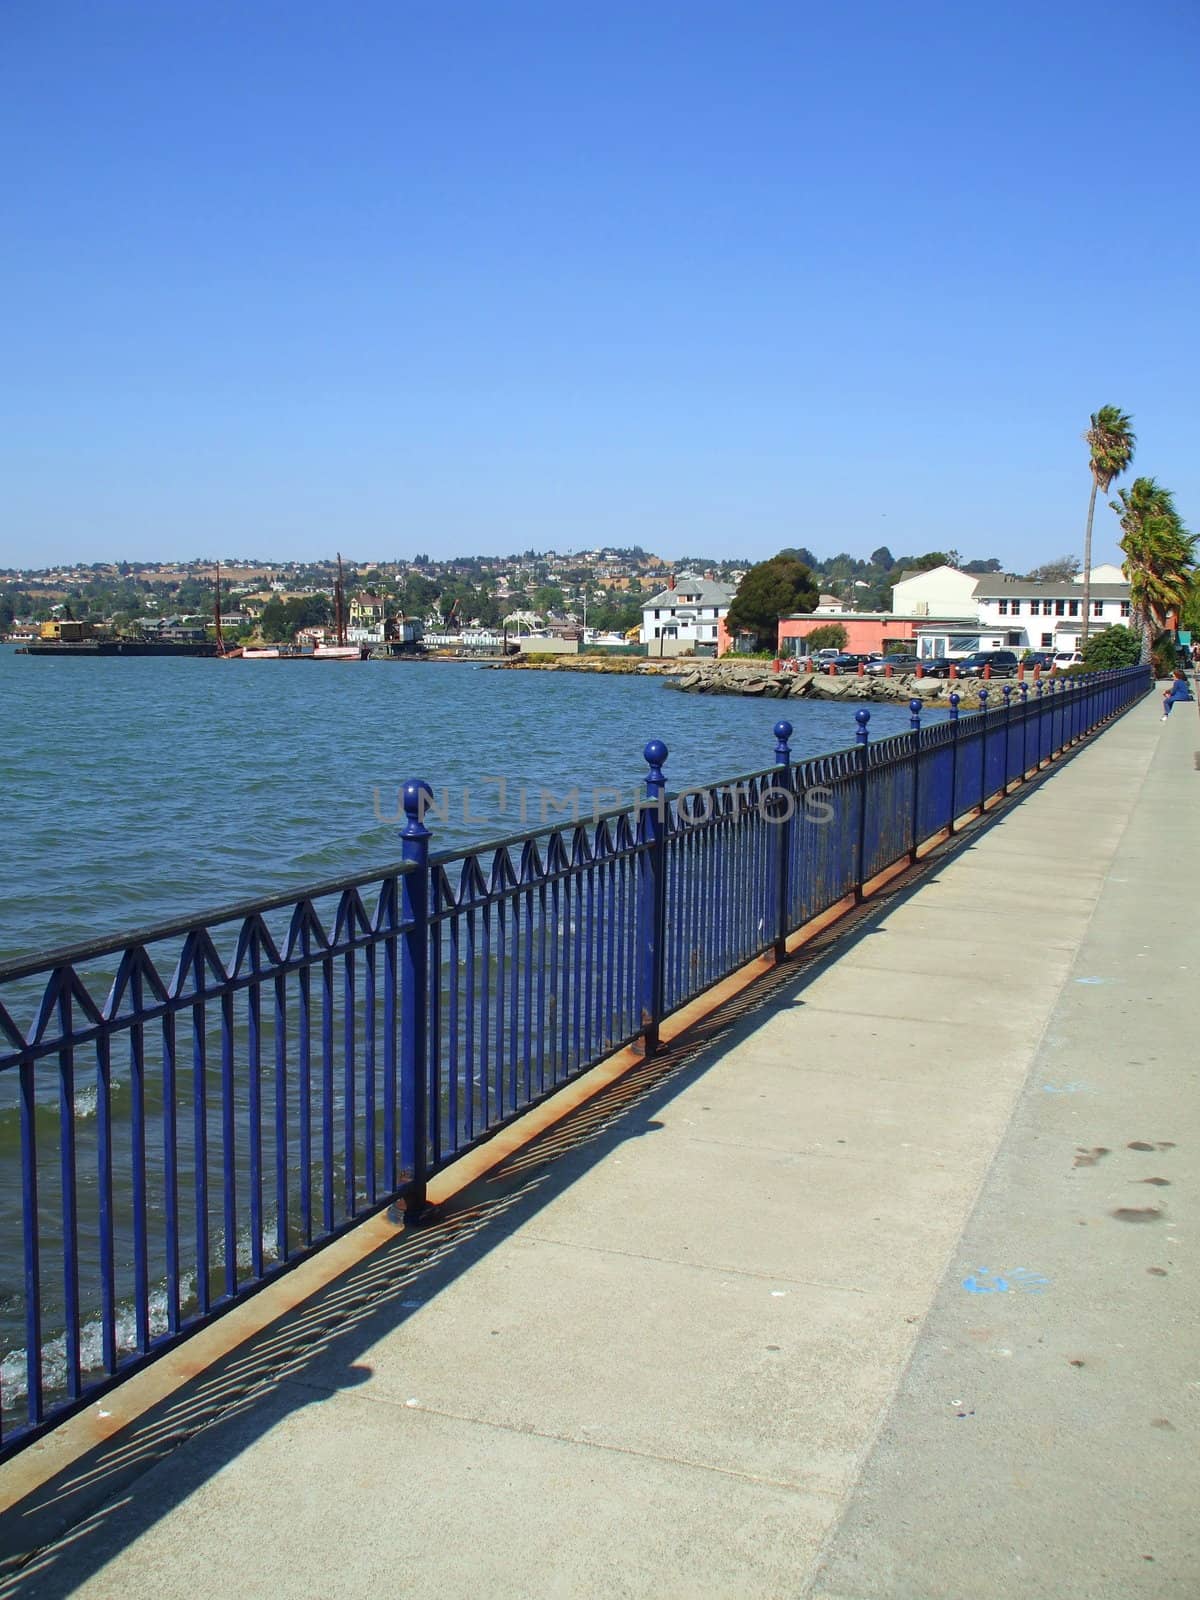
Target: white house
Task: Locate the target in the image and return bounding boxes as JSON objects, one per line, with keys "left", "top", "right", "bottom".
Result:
{"left": 640, "top": 573, "right": 735, "bottom": 656}
{"left": 891, "top": 565, "right": 980, "bottom": 617}
{"left": 914, "top": 571, "right": 1133, "bottom": 660}
{"left": 973, "top": 575, "right": 1132, "bottom": 650}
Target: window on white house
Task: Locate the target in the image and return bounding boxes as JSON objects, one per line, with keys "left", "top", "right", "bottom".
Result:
{"left": 1055, "top": 600, "right": 1065, "bottom": 616}
{"left": 1041, "top": 632, "right": 1053, "bottom": 647}
{"left": 1092, "top": 600, "right": 1103, "bottom": 616}
{"left": 998, "top": 599, "right": 1008, "bottom": 615}
{"left": 1029, "top": 599, "right": 1040, "bottom": 615}
{"left": 1120, "top": 601, "right": 1131, "bottom": 617}
{"left": 1009, "top": 600, "right": 1021, "bottom": 615}
{"left": 1068, "top": 600, "right": 1079, "bottom": 616}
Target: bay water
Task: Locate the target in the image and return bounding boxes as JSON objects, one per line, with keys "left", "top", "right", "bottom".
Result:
{"left": 0, "top": 645, "right": 934, "bottom": 1415}
{"left": 0, "top": 646, "right": 930, "bottom": 959}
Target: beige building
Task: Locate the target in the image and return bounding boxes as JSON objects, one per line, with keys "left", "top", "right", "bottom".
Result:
{"left": 890, "top": 564, "right": 980, "bottom": 617}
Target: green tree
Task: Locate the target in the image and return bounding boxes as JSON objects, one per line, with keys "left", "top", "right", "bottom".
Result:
{"left": 1025, "top": 556, "right": 1081, "bottom": 583}
{"left": 1178, "top": 572, "right": 1200, "bottom": 641}
{"left": 1081, "top": 406, "right": 1135, "bottom": 648}
{"left": 258, "top": 598, "right": 290, "bottom": 641}
{"left": 1081, "top": 625, "right": 1140, "bottom": 670}
{"left": 725, "top": 555, "right": 818, "bottom": 652}
{"left": 1113, "top": 478, "right": 1195, "bottom": 663}
{"left": 804, "top": 622, "right": 848, "bottom": 652}
{"left": 532, "top": 585, "right": 565, "bottom": 616}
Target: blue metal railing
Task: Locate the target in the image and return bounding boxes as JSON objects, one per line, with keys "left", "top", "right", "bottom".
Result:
{"left": 0, "top": 665, "right": 1150, "bottom": 1455}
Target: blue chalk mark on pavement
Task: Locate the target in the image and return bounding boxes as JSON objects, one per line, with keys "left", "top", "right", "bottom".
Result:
{"left": 962, "top": 1267, "right": 1051, "bottom": 1295}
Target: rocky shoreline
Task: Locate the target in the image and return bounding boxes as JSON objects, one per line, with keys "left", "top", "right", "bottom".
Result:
{"left": 492, "top": 653, "right": 1018, "bottom": 709}
{"left": 665, "top": 661, "right": 962, "bottom": 704}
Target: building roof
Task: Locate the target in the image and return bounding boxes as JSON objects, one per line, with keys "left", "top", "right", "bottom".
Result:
{"left": 894, "top": 564, "right": 978, "bottom": 587}
{"left": 780, "top": 610, "right": 980, "bottom": 623}
{"left": 643, "top": 573, "right": 735, "bottom": 608}
{"left": 973, "top": 579, "right": 1129, "bottom": 599}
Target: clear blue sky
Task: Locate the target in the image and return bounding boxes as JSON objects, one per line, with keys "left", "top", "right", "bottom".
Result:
{"left": 3, "top": 0, "right": 1197, "bottom": 571}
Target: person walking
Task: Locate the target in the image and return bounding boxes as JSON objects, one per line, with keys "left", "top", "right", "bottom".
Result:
{"left": 1161, "top": 671, "right": 1192, "bottom": 720}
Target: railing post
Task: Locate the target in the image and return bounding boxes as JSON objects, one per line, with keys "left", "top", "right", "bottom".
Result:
{"left": 1002, "top": 684, "right": 1013, "bottom": 790}
{"left": 978, "top": 687, "right": 989, "bottom": 810}
{"left": 909, "top": 698, "right": 921, "bottom": 862}
{"left": 854, "top": 708, "right": 870, "bottom": 899}
{"left": 948, "top": 691, "right": 960, "bottom": 832}
{"left": 773, "top": 719, "right": 793, "bottom": 961}
{"left": 639, "top": 738, "right": 669, "bottom": 1055}
{"left": 399, "top": 779, "right": 432, "bottom": 1222}
{"left": 1019, "top": 681, "right": 1030, "bottom": 777}
{"left": 1052, "top": 678, "right": 1062, "bottom": 757}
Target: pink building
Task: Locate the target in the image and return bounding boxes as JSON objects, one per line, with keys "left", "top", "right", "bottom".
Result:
{"left": 777, "top": 613, "right": 922, "bottom": 657}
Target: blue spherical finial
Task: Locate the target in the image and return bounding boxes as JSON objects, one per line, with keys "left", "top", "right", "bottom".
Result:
{"left": 855, "top": 708, "right": 870, "bottom": 727}
{"left": 979, "top": 688, "right": 989, "bottom": 707}
{"left": 643, "top": 738, "right": 668, "bottom": 768}
{"left": 402, "top": 778, "right": 434, "bottom": 837}
{"left": 909, "top": 698, "right": 921, "bottom": 716}
{"left": 773, "top": 719, "right": 793, "bottom": 743}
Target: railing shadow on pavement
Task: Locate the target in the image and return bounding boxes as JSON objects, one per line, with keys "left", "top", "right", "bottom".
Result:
{"left": 0, "top": 688, "right": 1148, "bottom": 1596}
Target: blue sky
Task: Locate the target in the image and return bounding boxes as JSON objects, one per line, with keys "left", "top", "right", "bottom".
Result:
{"left": 2, "top": 0, "right": 1197, "bottom": 571}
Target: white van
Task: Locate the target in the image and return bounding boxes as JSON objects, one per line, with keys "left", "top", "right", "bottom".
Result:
{"left": 1051, "top": 650, "right": 1083, "bottom": 672}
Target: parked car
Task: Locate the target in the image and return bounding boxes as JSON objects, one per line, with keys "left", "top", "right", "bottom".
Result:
{"left": 864, "top": 653, "right": 922, "bottom": 675}
{"left": 822, "top": 652, "right": 872, "bottom": 671}
{"left": 814, "top": 648, "right": 843, "bottom": 662}
{"left": 955, "top": 650, "right": 1020, "bottom": 678}
{"left": 1051, "top": 650, "right": 1083, "bottom": 672}
{"left": 1021, "top": 651, "right": 1055, "bottom": 673}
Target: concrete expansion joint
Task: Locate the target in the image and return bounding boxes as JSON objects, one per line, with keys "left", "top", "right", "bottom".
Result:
{"left": 279, "top": 1373, "right": 841, "bottom": 1498}
{"left": 520, "top": 1230, "right": 876, "bottom": 1294}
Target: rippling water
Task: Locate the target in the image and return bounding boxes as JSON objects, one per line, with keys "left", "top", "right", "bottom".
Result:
{"left": 0, "top": 645, "right": 930, "bottom": 959}
{"left": 1, "top": 645, "right": 939, "bottom": 1412}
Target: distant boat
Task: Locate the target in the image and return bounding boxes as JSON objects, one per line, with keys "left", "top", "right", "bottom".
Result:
{"left": 312, "top": 644, "right": 363, "bottom": 661}
{"left": 241, "top": 647, "right": 281, "bottom": 659}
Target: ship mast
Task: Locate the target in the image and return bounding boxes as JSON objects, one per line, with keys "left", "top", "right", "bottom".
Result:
{"left": 335, "top": 552, "right": 347, "bottom": 647}
{"left": 214, "top": 563, "right": 225, "bottom": 655}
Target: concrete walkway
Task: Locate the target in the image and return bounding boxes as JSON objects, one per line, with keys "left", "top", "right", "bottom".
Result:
{"left": 1, "top": 686, "right": 1196, "bottom": 1598}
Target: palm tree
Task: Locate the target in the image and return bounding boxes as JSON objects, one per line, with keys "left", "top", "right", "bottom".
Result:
{"left": 1113, "top": 477, "right": 1195, "bottom": 663}
{"left": 1081, "top": 406, "right": 1136, "bottom": 649}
